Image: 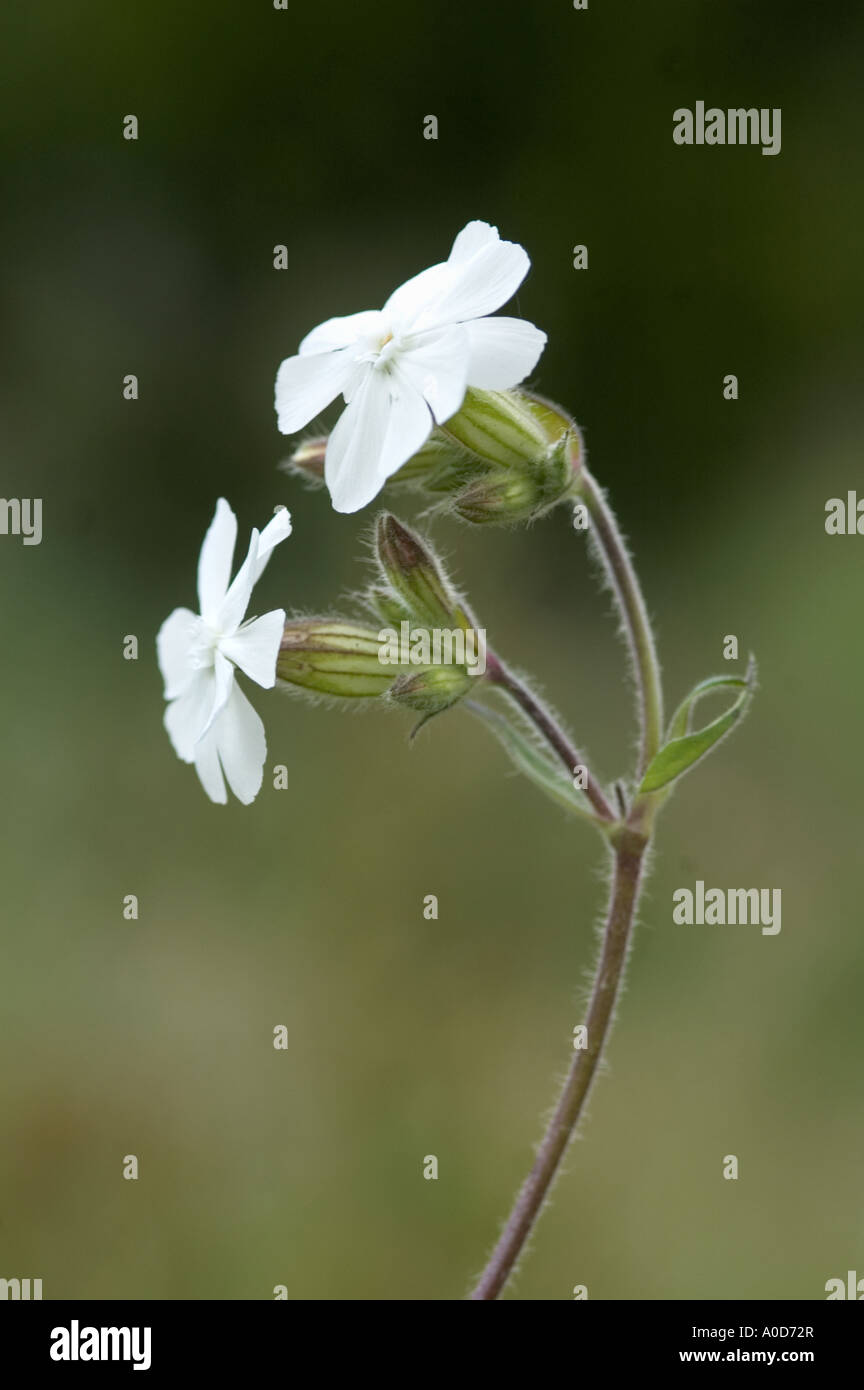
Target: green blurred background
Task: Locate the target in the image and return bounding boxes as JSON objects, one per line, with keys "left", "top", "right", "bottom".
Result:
{"left": 1, "top": 0, "right": 862, "bottom": 1300}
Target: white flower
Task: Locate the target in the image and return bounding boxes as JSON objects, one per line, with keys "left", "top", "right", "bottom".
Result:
{"left": 157, "top": 499, "right": 292, "bottom": 805}
{"left": 274, "top": 220, "right": 546, "bottom": 514}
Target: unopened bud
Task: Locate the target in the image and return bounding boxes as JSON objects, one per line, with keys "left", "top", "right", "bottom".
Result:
{"left": 376, "top": 513, "right": 472, "bottom": 629}
{"left": 453, "top": 469, "right": 538, "bottom": 526}
{"left": 277, "top": 619, "right": 396, "bottom": 698}
{"left": 282, "top": 435, "right": 328, "bottom": 485}
{"left": 452, "top": 432, "right": 573, "bottom": 525}
{"left": 389, "top": 664, "right": 473, "bottom": 715}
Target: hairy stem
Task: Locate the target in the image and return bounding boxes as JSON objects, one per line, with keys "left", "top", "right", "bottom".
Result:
{"left": 468, "top": 458, "right": 664, "bottom": 1298}
{"left": 486, "top": 652, "right": 615, "bottom": 823}
{"left": 470, "top": 830, "right": 647, "bottom": 1300}
{"left": 465, "top": 432, "right": 666, "bottom": 1297}
{"left": 578, "top": 466, "right": 664, "bottom": 778}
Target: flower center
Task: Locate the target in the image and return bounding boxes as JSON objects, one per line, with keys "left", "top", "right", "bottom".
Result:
{"left": 375, "top": 332, "right": 401, "bottom": 372}
{"left": 187, "top": 620, "right": 221, "bottom": 670}
{"left": 357, "top": 323, "right": 401, "bottom": 372}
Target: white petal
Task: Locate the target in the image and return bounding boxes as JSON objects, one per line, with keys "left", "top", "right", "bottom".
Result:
{"left": 398, "top": 324, "right": 470, "bottom": 424}
{"left": 156, "top": 607, "right": 198, "bottom": 699}
{"left": 463, "top": 316, "right": 547, "bottom": 389}
{"left": 253, "top": 506, "right": 292, "bottom": 583}
{"left": 448, "top": 220, "right": 500, "bottom": 263}
{"left": 425, "top": 234, "right": 530, "bottom": 328}
{"left": 215, "top": 508, "right": 291, "bottom": 637}
{"left": 164, "top": 670, "right": 219, "bottom": 763}
{"left": 197, "top": 649, "right": 236, "bottom": 741}
{"left": 216, "top": 529, "right": 260, "bottom": 635}
{"left": 197, "top": 499, "right": 237, "bottom": 623}
{"left": 274, "top": 347, "right": 356, "bottom": 434}
{"left": 299, "top": 309, "right": 382, "bottom": 355}
{"left": 379, "top": 373, "right": 435, "bottom": 478}
{"left": 324, "top": 369, "right": 392, "bottom": 514}
{"left": 213, "top": 683, "right": 267, "bottom": 805}
{"left": 382, "top": 262, "right": 452, "bottom": 334}
{"left": 220, "top": 609, "right": 286, "bottom": 689}
{"left": 193, "top": 726, "right": 227, "bottom": 804}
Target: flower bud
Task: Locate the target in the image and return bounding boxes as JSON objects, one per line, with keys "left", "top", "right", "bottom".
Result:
{"left": 452, "top": 470, "right": 536, "bottom": 526}
{"left": 452, "top": 432, "right": 574, "bottom": 526}
{"left": 276, "top": 619, "right": 396, "bottom": 698}
{"left": 375, "top": 513, "right": 472, "bottom": 630}
{"left": 283, "top": 436, "right": 327, "bottom": 485}
{"left": 389, "top": 664, "right": 474, "bottom": 715}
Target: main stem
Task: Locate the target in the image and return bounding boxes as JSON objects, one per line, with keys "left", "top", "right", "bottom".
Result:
{"left": 470, "top": 831, "right": 647, "bottom": 1300}
{"left": 470, "top": 460, "right": 662, "bottom": 1300}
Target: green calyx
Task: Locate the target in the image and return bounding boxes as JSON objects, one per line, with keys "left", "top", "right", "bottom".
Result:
{"left": 276, "top": 619, "right": 399, "bottom": 698}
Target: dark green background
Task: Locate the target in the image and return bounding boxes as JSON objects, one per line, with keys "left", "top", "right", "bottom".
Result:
{"left": 1, "top": 0, "right": 862, "bottom": 1298}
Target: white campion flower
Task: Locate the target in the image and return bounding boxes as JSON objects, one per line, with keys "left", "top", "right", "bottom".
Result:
{"left": 274, "top": 220, "right": 546, "bottom": 514}
{"left": 157, "top": 499, "right": 292, "bottom": 805}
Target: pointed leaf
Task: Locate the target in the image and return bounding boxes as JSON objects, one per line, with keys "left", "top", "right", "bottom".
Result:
{"left": 639, "top": 657, "right": 757, "bottom": 795}
{"left": 467, "top": 699, "right": 600, "bottom": 824}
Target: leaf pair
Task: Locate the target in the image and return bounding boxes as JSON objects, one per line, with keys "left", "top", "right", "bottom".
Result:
{"left": 469, "top": 657, "right": 757, "bottom": 826}
{"left": 638, "top": 657, "right": 757, "bottom": 795}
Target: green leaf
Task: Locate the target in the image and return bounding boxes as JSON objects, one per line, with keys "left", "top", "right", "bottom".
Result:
{"left": 638, "top": 657, "right": 757, "bottom": 795}
{"left": 466, "top": 699, "right": 601, "bottom": 824}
